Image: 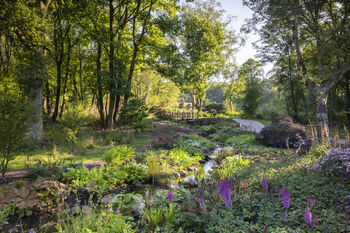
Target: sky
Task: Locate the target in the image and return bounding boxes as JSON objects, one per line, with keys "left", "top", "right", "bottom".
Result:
{"left": 218, "top": 0, "right": 273, "bottom": 75}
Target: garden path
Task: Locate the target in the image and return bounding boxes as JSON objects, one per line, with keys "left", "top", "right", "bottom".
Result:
{"left": 233, "top": 119, "right": 265, "bottom": 133}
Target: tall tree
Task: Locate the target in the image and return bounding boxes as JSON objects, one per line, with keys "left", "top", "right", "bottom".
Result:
{"left": 244, "top": 0, "right": 350, "bottom": 137}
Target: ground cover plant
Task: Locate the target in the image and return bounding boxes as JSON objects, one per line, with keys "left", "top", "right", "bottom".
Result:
{"left": 2, "top": 116, "right": 350, "bottom": 232}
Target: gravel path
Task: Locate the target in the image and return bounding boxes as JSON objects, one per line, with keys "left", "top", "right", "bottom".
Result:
{"left": 233, "top": 119, "right": 265, "bottom": 133}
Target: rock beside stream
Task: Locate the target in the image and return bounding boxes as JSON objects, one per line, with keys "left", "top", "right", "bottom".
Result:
{"left": 257, "top": 114, "right": 312, "bottom": 150}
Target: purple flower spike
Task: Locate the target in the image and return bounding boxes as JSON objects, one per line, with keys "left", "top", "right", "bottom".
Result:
{"left": 199, "top": 197, "right": 205, "bottom": 206}
{"left": 262, "top": 175, "right": 268, "bottom": 192}
{"left": 276, "top": 185, "right": 281, "bottom": 197}
{"left": 84, "top": 210, "right": 90, "bottom": 215}
{"left": 309, "top": 196, "right": 314, "bottom": 207}
{"left": 284, "top": 209, "right": 288, "bottom": 217}
{"left": 304, "top": 208, "right": 312, "bottom": 224}
{"left": 168, "top": 191, "right": 174, "bottom": 202}
{"left": 282, "top": 188, "right": 290, "bottom": 209}
{"left": 219, "top": 178, "right": 233, "bottom": 208}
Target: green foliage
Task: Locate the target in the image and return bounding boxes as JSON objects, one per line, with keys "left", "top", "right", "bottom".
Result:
{"left": 142, "top": 204, "right": 175, "bottom": 232}
{"left": 119, "top": 164, "right": 146, "bottom": 184}
{"left": 111, "top": 193, "right": 143, "bottom": 216}
{"left": 0, "top": 203, "right": 17, "bottom": 230}
{"left": 0, "top": 93, "right": 31, "bottom": 178}
{"left": 118, "top": 98, "right": 149, "bottom": 130}
{"left": 175, "top": 133, "right": 215, "bottom": 155}
{"left": 225, "top": 134, "right": 256, "bottom": 148}
{"left": 56, "top": 206, "right": 134, "bottom": 233}
{"left": 239, "top": 59, "right": 264, "bottom": 117}
{"left": 205, "top": 103, "right": 226, "bottom": 117}
{"left": 103, "top": 145, "right": 134, "bottom": 166}
{"left": 145, "top": 149, "right": 202, "bottom": 183}
{"left": 169, "top": 149, "right": 202, "bottom": 171}
{"left": 157, "top": 156, "right": 350, "bottom": 232}
{"left": 63, "top": 166, "right": 128, "bottom": 195}
{"left": 308, "top": 143, "right": 329, "bottom": 158}
{"left": 216, "top": 155, "right": 252, "bottom": 179}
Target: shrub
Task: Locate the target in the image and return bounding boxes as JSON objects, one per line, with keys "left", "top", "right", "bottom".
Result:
{"left": 60, "top": 103, "right": 91, "bottom": 148}
{"left": 119, "top": 164, "right": 146, "bottom": 184}
{"left": 103, "top": 145, "right": 134, "bottom": 166}
{"left": 148, "top": 105, "right": 172, "bottom": 120}
{"left": 257, "top": 114, "right": 312, "bottom": 150}
{"left": 0, "top": 94, "right": 31, "bottom": 179}
{"left": 118, "top": 98, "right": 148, "bottom": 130}
{"left": 312, "top": 148, "right": 350, "bottom": 179}
{"left": 204, "top": 103, "right": 226, "bottom": 117}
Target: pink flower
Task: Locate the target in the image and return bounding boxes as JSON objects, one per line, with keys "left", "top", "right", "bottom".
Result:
{"left": 304, "top": 208, "right": 312, "bottom": 224}
{"left": 283, "top": 188, "right": 290, "bottom": 209}
{"left": 84, "top": 210, "right": 90, "bottom": 215}
{"left": 199, "top": 197, "right": 205, "bottom": 206}
{"left": 115, "top": 210, "right": 121, "bottom": 214}
{"left": 168, "top": 191, "right": 174, "bottom": 202}
{"left": 219, "top": 178, "right": 232, "bottom": 208}
{"left": 262, "top": 175, "right": 268, "bottom": 192}
{"left": 308, "top": 196, "right": 314, "bottom": 207}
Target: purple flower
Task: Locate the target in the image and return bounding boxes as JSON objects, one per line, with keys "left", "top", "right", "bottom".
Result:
{"left": 276, "top": 185, "right": 281, "bottom": 197}
{"left": 28, "top": 231, "right": 34, "bottom": 233}
{"left": 168, "top": 191, "right": 174, "bottom": 202}
{"left": 115, "top": 209, "right": 121, "bottom": 214}
{"left": 100, "top": 218, "right": 104, "bottom": 222}
{"left": 199, "top": 197, "right": 205, "bottom": 206}
{"left": 282, "top": 188, "right": 290, "bottom": 209}
{"left": 219, "top": 178, "right": 233, "bottom": 208}
{"left": 304, "top": 208, "right": 312, "bottom": 224}
{"left": 308, "top": 196, "right": 314, "bottom": 207}
{"left": 262, "top": 175, "right": 268, "bottom": 192}
{"left": 84, "top": 210, "right": 90, "bottom": 215}
{"left": 284, "top": 209, "right": 288, "bottom": 217}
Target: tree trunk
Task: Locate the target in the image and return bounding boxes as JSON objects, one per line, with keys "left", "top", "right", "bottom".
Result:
{"left": 144, "top": 70, "right": 150, "bottom": 103}
{"left": 346, "top": 76, "right": 350, "bottom": 125}
{"left": 96, "top": 43, "right": 105, "bottom": 128}
{"left": 45, "top": 81, "right": 51, "bottom": 119}
{"left": 59, "top": 33, "right": 72, "bottom": 119}
{"left": 314, "top": 86, "right": 329, "bottom": 139}
{"left": 107, "top": 0, "right": 115, "bottom": 129}
{"left": 28, "top": 79, "right": 43, "bottom": 140}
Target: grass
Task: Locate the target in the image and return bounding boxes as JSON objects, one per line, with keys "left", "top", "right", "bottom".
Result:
{"left": 7, "top": 131, "right": 152, "bottom": 170}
